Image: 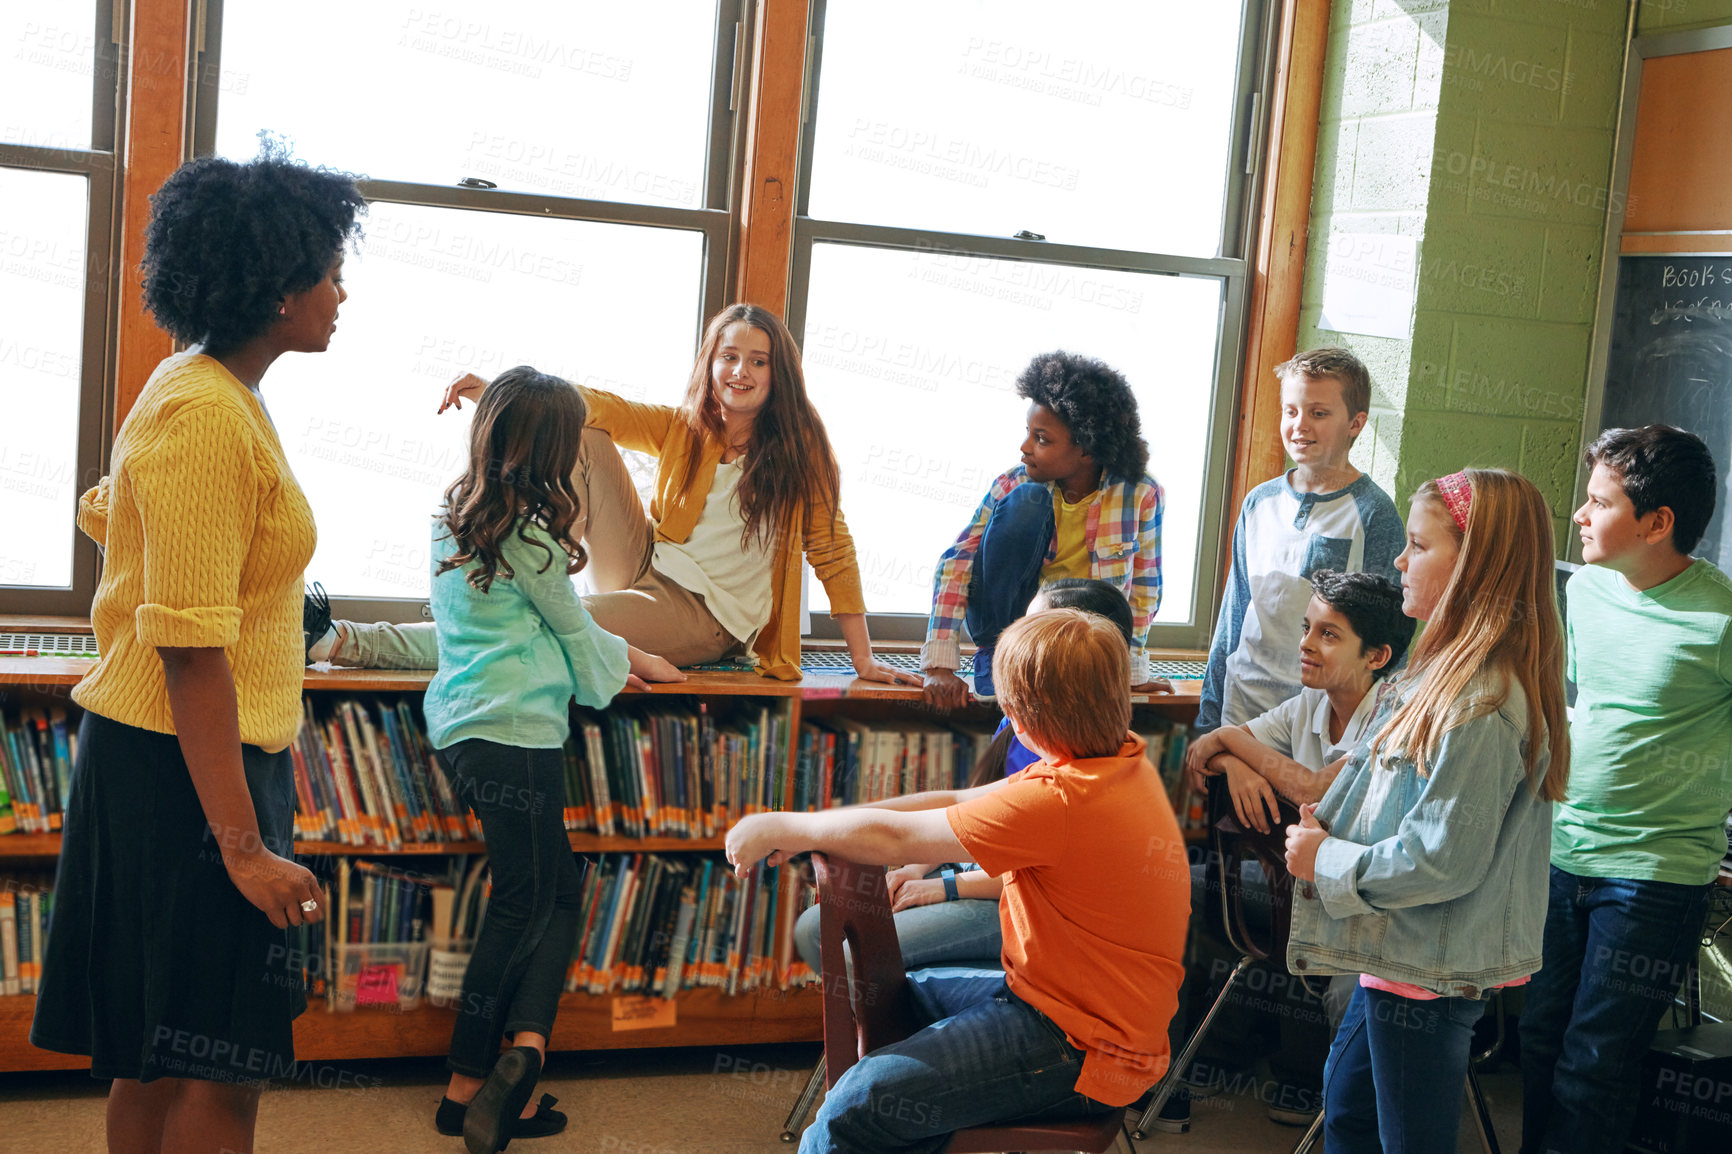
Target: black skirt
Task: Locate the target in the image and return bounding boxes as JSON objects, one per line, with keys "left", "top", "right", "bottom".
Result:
{"left": 31, "top": 710, "right": 307, "bottom": 1083}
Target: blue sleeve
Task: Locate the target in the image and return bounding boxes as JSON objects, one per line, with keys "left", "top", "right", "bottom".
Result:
{"left": 990, "top": 715, "right": 1041, "bottom": 777}
{"left": 504, "top": 525, "right": 631, "bottom": 709}
{"left": 1198, "top": 499, "right": 1252, "bottom": 733}
{"left": 1357, "top": 483, "right": 1405, "bottom": 582}
{"left": 1312, "top": 709, "right": 1530, "bottom": 918}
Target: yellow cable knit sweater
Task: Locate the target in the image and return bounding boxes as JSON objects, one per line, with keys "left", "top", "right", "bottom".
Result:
{"left": 72, "top": 353, "right": 316, "bottom": 753}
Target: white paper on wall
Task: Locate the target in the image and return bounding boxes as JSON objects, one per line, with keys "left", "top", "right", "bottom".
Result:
{"left": 1318, "top": 232, "right": 1418, "bottom": 342}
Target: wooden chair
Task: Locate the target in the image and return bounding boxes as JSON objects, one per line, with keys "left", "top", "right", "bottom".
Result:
{"left": 1131, "top": 774, "right": 1302, "bottom": 1139}
{"left": 809, "top": 852, "right": 1132, "bottom": 1154}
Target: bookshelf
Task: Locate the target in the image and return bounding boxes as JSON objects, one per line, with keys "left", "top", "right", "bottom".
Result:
{"left": 0, "top": 622, "right": 1204, "bottom": 1074}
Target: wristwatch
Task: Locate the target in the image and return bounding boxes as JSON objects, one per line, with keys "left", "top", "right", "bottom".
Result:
{"left": 941, "top": 868, "right": 959, "bottom": 902}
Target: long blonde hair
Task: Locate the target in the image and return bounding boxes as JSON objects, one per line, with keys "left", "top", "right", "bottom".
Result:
{"left": 1369, "top": 469, "right": 1569, "bottom": 800}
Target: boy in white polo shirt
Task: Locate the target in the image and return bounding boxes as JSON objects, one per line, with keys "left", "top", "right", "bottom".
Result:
{"left": 1188, "top": 569, "right": 1412, "bottom": 833}
{"left": 1170, "top": 569, "right": 1410, "bottom": 1129}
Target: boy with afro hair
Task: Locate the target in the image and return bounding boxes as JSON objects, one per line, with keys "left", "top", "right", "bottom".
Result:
{"left": 921, "top": 350, "right": 1165, "bottom": 704}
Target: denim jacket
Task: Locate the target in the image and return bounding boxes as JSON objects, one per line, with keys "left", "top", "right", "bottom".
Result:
{"left": 1286, "top": 670, "right": 1554, "bottom": 998}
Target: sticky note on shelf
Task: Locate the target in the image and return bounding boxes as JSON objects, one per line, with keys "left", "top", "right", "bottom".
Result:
{"left": 355, "top": 963, "right": 403, "bottom": 1007}
{"left": 611, "top": 995, "right": 677, "bottom": 1032}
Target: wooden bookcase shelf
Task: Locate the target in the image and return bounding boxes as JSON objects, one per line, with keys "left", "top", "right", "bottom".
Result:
{"left": 0, "top": 628, "right": 1203, "bottom": 1073}
{"left": 0, "top": 985, "right": 824, "bottom": 1073}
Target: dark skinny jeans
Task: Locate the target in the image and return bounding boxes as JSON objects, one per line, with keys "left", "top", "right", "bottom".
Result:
{"left": 441, "top": 739, "right": 584, "bottom": 1078}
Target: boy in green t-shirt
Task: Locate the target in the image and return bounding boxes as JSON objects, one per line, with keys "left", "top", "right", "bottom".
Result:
{"left": 1520, "top": 424, "right": 1732, "bottom": 1154}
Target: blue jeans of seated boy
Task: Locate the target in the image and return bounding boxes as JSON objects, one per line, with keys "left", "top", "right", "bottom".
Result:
{"left": 964, "top": 482, "right": 1054, "bottom": 697}
{"left": 1323, "top": 984, "right": 1486, "bottom": 1154}
{"left": 792, "top": 887, "right": 1003, "bottom": 976}
{"left": 1518, "top": 866, "right": 1712, "bottom": 1154}
{"left": 442, "top": 739, "right": 585, "bottom": 1077}
{"left": 800, "top": 968, "right": 1114, "bottom": 1154}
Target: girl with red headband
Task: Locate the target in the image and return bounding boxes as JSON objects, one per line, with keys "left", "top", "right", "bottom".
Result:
{"left": 1282, "top": 468, "right": 1570, "bottom": 1154}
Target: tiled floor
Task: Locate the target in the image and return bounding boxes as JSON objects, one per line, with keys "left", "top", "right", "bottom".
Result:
{"left": 0, "top": 1042, "right": 1525, "bottom": 1153}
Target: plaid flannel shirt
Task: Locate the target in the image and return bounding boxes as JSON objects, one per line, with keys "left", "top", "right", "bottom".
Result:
{"left": 920, "top": 466, "right": 1164, "bottom": 685}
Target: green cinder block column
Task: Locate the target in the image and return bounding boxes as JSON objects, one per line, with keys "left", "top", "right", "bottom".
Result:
{"left": 1297, "top": 0, "right": 1628, "bottom": 552}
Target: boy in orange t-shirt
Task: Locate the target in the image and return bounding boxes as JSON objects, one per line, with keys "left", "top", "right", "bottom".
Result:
{"left": 726, "top": 609, "right": 1190, "bottom": 1152}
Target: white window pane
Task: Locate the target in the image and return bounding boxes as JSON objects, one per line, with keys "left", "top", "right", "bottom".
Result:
{"left": 804, "top": 243, "right": 1220, "bottom": 626}
{"left": 215, "top": 0, "right": 718, "bottom": 209}
{"left": 1, "top": 4, "right": 99, "bottom": 150}
{"left": 0, "top": 168, "right": 87, "bottom": 589}
{"left": 809, "top": 0, "right": 1246, "bottom": 257}
{"left": 268, "top": 202, "right": 704, "bottom": 600}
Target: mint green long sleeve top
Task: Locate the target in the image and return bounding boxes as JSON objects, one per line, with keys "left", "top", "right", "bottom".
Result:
{"left": 424, "top": 517, "right": 631, "bottom": 750}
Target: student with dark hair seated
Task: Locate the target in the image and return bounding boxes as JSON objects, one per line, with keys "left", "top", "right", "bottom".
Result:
{"left": 1166, "top": 569, "right": 1413, "bottom": 1131}
{"left": 728, "top": 608, "right": 1189, "bottom": 1153}
{"left": 921, "top": 351, "right": 1167, "bottom": 705}
{"left": 1187, "top": 569, "right": 1414, "bottom": 833}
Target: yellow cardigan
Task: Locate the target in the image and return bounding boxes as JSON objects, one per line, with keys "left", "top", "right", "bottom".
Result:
{"left": 73, "top": 354, "right": 317, "bottom": 752}
{"left": 581, "top": 388, "right": 866, "bottom": 680}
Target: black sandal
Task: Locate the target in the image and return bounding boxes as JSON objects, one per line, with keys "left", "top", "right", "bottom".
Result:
{"left": 512, "top": 1095, "right": 568, "bottom": 1140}
{"left": 437, "top": 1092, "right": 567, "bottom": 1142}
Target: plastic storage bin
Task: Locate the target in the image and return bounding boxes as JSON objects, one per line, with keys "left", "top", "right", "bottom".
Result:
{"left": 425, "top": 938, "right": 473, "bottom": 1007}
{"left": 328, "top": 942, "right": 430, "bottom": 1012}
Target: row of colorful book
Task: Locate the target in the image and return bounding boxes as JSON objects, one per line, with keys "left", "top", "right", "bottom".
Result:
{"left": 0, "top": 707, "right": 73, "bottom": 834}
{"left": 564, "top": 853, "right": 812, "bottom": 998}
{"left": 279, "top": 851, "right": 812, "bottom": 1007}
{"left": 289, "top": 698, "right": 482, "bottom": 848}
{"left": 563, "top": 702, "right": 793, "bottom": 838}
{"left": 0, "top": 876, "right": 52, "bottom": 995}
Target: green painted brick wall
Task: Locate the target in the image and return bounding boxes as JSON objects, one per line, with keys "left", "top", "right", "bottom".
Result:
{"left": 1638, "top": 0, "right": 1732, "bottom": 34}
{"left": 1300, "top": 0, "right": 1629, "bottom": 553}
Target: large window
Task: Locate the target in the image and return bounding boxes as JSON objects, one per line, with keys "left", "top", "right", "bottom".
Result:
{"left": 0, "top": 2, "right": 119, "bottom": 614}
{"left": 793, "top": 0, "right": 1270, "bottom": 648}
{"left": 195, "top": 0, "right": 742, "bottom": 619}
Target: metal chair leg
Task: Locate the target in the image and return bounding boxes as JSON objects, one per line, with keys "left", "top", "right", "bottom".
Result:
{"left": 1465, "top": 1068, "right": 1501, "bottom": 1154}
{"left": 1131, "top": 955, "right": 1255, "bottom": 1140}
{"left": 781, "top": 1056, "right": 826, "bottom": 1142}
{"left": 1290, "top": 1108, "right": 1324, "bottom": 1154}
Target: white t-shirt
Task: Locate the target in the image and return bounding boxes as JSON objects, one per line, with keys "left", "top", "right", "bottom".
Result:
{"left": 1243, "top": 682, "right": 1382, "bottom": 772}
{"left": 651, "top": 459, "right": 776, "bottom": 645}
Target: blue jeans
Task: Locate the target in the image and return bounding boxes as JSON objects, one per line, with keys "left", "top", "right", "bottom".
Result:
{"left": 1322, "top": 985, "right": 1486, "bottom": 1154}
{"left": 441, "top": 739, "right": 585, "bottom": 1078}
{"left": 1518, "top": 866, "right": 1711, "bottom": 1154}
{"left": 792, "top": 887, "right": 1003, "bottom": 974}
{"left": 800, "top": 968, "right": 1114, "bottom": 1154}
{"left": 965, "top": 482, "right": 1053, "bottom": 696}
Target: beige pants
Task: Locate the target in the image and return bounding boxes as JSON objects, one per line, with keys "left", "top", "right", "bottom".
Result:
{"left": 334, "top": 428, "right": 735, "bottom": 670}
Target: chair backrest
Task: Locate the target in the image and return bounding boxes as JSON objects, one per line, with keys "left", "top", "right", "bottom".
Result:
{"left": 811, "top": 853, "right": 921, "bottom": 1088}
{"left": 1203, "top": 775, "right": 1301, "bottom": 964}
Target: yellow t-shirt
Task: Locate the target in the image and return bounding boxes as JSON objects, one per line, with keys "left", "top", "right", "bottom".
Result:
{"left": 1039, "top": 488, "right": 1099, "bottom": 583}
{"left": 72, "top": 353, "right": 317, "bottom": 752}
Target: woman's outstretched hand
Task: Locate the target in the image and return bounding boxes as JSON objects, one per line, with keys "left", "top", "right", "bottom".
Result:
{"left": 622, "top": 646, "right": 687, "bottom": 693}
{"left": 853, "top": 653, "right": 924, "bottom": 687}
{"left": 438, "top": 373, "right": 488, "bottom": 413}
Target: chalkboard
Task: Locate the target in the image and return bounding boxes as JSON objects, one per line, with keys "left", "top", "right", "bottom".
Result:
{"left": 1600, "top": 253, "right": 1732, "bottom": 572}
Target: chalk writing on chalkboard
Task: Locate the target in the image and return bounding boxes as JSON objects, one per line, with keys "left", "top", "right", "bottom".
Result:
{"left": 1600, "top": 255, "right": 1732, "bottom": 572}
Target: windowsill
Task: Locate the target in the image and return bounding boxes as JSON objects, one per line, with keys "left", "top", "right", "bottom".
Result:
{"left": 0, "top": 616, "right": 1205, "bottom": 701}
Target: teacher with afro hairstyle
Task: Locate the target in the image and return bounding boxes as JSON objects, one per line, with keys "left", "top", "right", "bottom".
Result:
{"left": 31, "top": 148, "right": 363, "bottom": 1154}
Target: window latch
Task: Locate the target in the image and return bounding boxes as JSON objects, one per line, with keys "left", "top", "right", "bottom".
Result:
{"left": 457, "top": 177, "right": 498, "bottom": 189}
{"left": 1013, "top": 229, "right": 1045, "bottom": 241}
